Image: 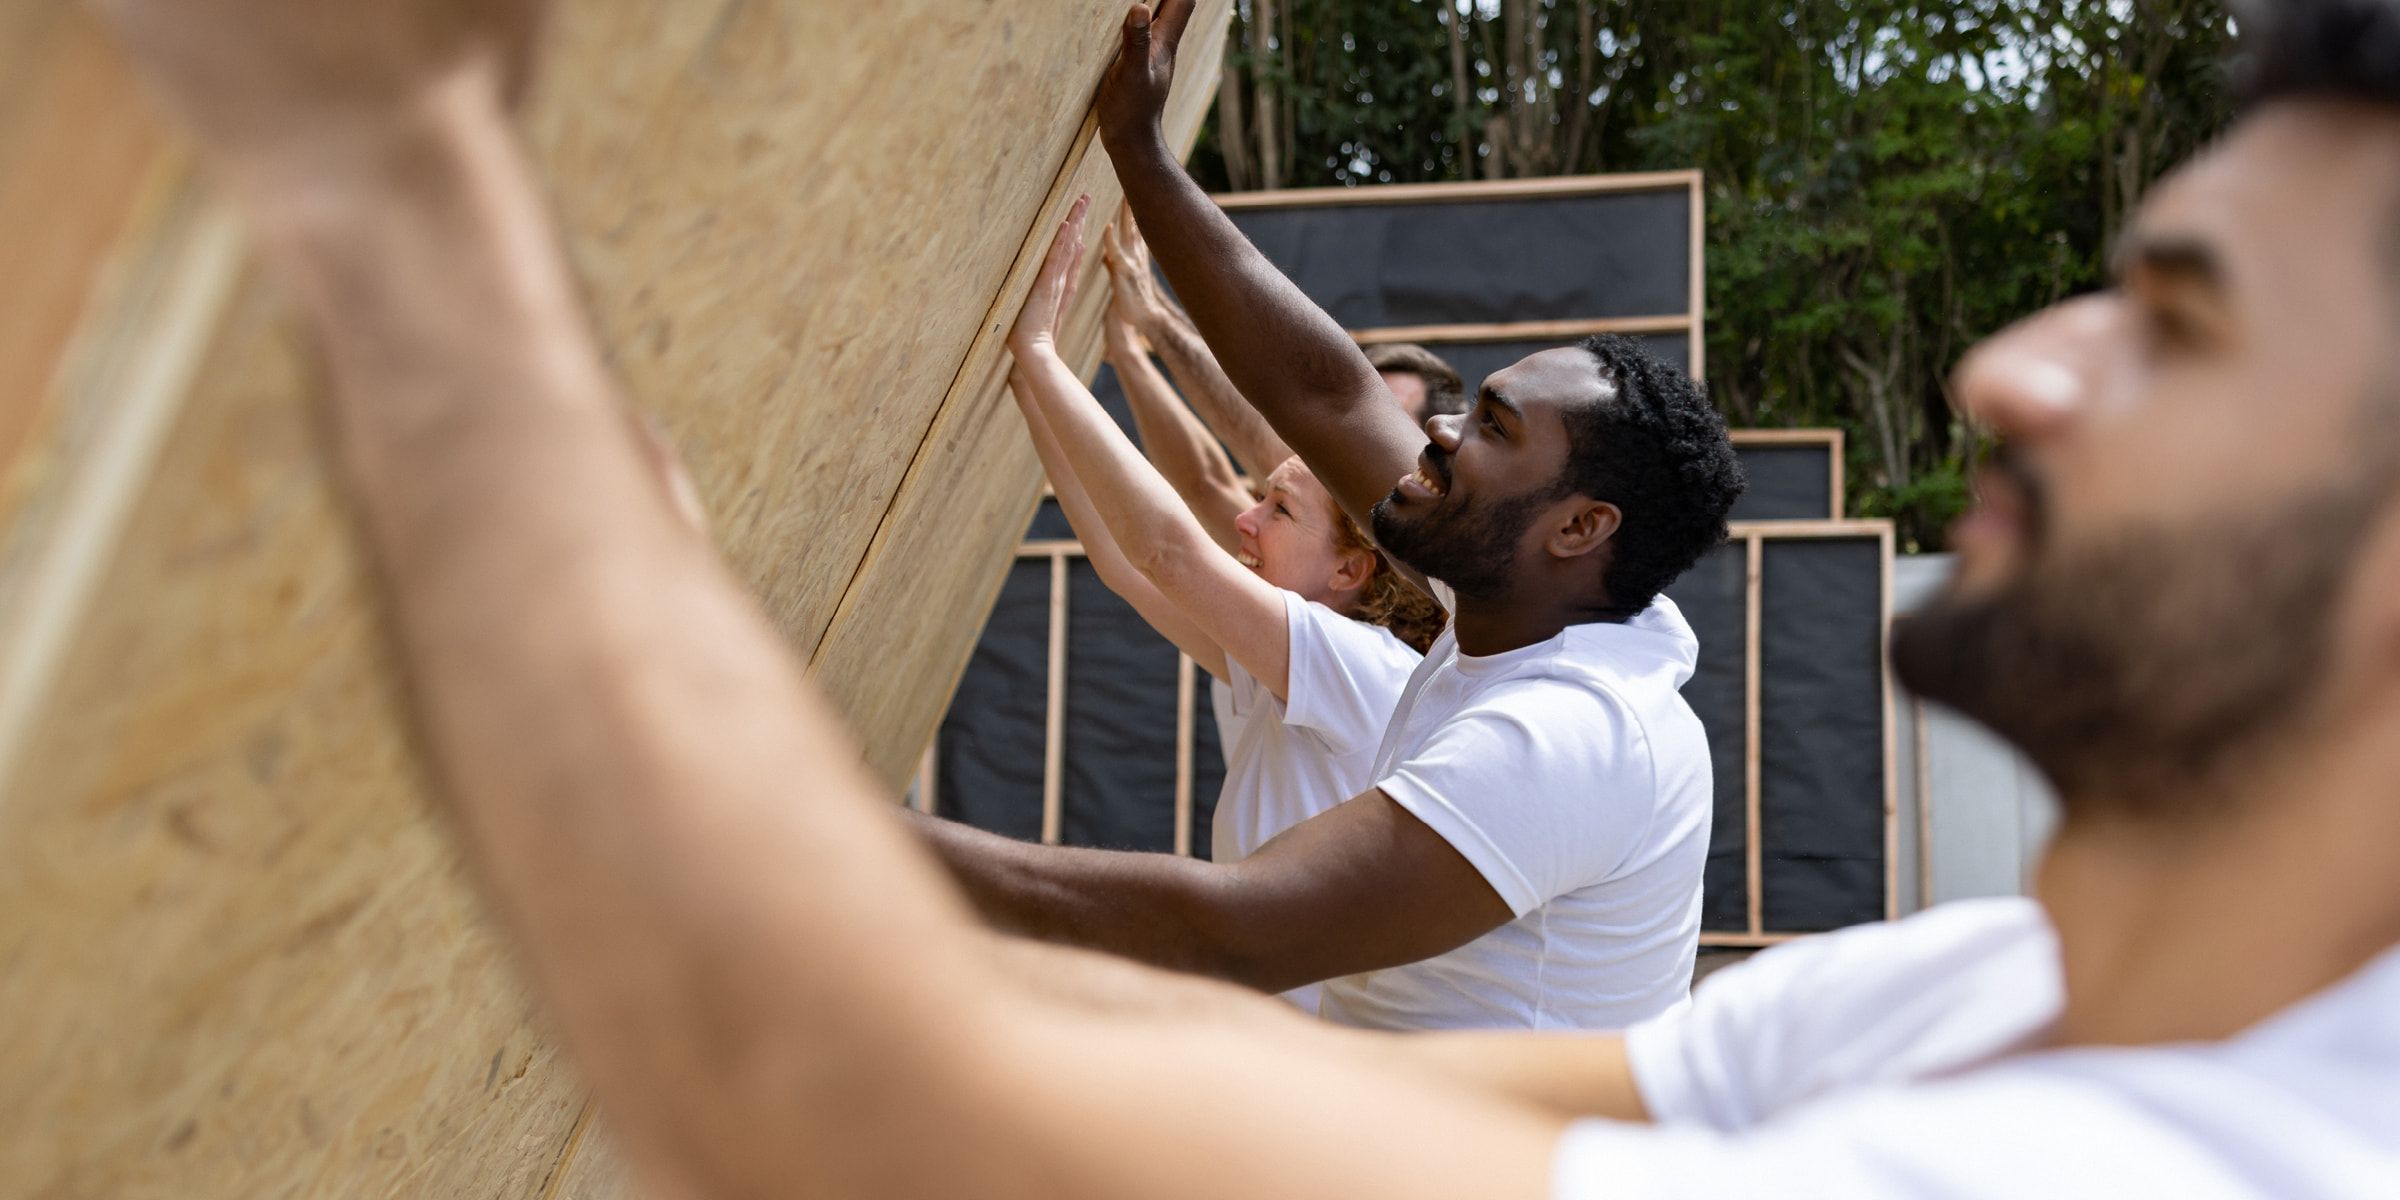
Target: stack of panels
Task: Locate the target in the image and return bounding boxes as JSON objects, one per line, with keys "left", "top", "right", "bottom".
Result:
{"left": 933, "top": 177, "right": 1893, "bottom": 944}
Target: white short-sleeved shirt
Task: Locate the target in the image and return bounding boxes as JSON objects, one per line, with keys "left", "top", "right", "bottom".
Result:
{"left": 1555, "top": 898, "right": 2400, "bottom": 1199}
{"left": 1314, "top": 593, "right": 1711, "bottom": 1031}
{"left": 1213, "top": 591, "right": 1421, "bottom": 1013}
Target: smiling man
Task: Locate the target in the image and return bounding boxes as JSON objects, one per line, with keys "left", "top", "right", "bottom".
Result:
{"left": 87, "top": 0, "right": 2400, "bottom": 1194}
{"left": 908, "top": 179, "right": 1745, "bottom": 1027}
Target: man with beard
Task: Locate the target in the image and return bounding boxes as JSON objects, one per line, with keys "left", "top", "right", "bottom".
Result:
{"left": 906, "top": 320, "right": 1743, "bottom": 1030}
{"left": 92, "top": 0, "right": 2400, "bottom": 1193}
{"left": 905, "top": 217, "right": 1744, "bottom": 1025}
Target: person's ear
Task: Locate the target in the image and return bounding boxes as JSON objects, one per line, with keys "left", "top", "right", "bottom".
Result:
{"left": 1330, "top": 546, "right": 1378, "bottom": 595}
{"left": 1546, "top": 498, "right": 1620, "bottom": 559}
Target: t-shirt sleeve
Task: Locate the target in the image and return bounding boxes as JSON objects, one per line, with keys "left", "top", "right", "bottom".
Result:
{"left": 1625, "top": 899, "right": 2056, "bottom": 1132}
{"left": 1281, "top": 592, "right": 1416, "bottom": 758}
{"left": 1374, "top": 683, "right": 1647, "bottom": 917}
{"left": 1552, "top": 1060, "right": 2262, "bottom": 1200}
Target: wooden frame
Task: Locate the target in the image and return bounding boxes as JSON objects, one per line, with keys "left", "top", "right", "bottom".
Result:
{"left": 927, "top": 518, "right": 1899, "bottom": 939}
{"left": 1212, "top": 171, "right": 1709, "bottom": 382}
{"left": 1727, "top": 428, "right": 1847, "bottom": 521}
{"left": 1699, "top": 518, "right": 1897, "bottom": 949}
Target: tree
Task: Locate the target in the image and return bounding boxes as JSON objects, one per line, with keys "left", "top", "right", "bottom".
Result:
{"left": 1191, "top": 0, "right": 2236, "bottom": 548}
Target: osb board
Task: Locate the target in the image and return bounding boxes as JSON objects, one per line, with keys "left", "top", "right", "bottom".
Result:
{"left": 0, "top": 2, "right": 1230, "bottom": 1196}
{"left": 812, "top": 3, "right": 1234, "bottom": 789}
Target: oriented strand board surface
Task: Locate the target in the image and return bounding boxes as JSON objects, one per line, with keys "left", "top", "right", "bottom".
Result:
{"left": 0, "top": 2, "right": 1229, "bottom": 1196}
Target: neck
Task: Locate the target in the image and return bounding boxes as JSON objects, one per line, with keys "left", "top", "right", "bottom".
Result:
{"left": 2036, "top": 712, "right": 2400, "bottom": 1048}
{"left": 1448, "top": 577, "right": 1618, "bottom": 656}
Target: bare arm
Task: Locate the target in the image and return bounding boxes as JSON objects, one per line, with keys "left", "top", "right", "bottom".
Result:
{"left": 98, "top": 3, "right": 1564, "bottom": 1196}
{"left": 1011, "top": 367, "right": 1230, "bottom": 680}
{"left": 1011, "top": 205, "right": 1294, "bottom": 698}
{"left": 1104, "top": 209, "right": 1294, "bottom": 485}
{"left": 1105, "top": 317, "right": 1254, "bottom": 551}
{"left": 908, "top": 786, "right": 1514, "bottom": 994}
{"left": 1093, "top": 1, "right": 1425, "bottom": 538}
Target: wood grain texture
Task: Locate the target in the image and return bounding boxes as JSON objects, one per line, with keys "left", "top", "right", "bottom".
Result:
{"left": 0, "top": 2, "right": 1231, "bottom": 1196}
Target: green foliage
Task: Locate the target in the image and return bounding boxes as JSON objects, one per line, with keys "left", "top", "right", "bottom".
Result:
{"left": 1196, "top": 0, "right": 2236, "bottom": 548}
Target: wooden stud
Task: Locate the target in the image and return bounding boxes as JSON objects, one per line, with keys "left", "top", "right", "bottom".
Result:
{"left": 1350, "top": 314, "right": 1691, "bottom": 346}
{"left": 1174, "top": 653, "right": 1196, "bottom": 857}
{"left": 1879, "top": 523, "right": 1899, "bottom": 921}
{"left": 1042, "top": 551, "right": 1068, "bottom": 845}
{"left": 1699, "top": 932, "right": 1803, "bottom": 950}
{"left": 1725, "top": 428, "right": 1842, "bottom": 447}
{"left": 1211, "top": 169, "right": 1703, "bottom": 210}
{"left": 1688, "top": 172, "right": 1707, "bottom": 382}
{"left": 1914, "top": 695, "right": 1934, "bottom": 910}
{"left": 1744, "top": 531, "right": 1765, "bottom": 937}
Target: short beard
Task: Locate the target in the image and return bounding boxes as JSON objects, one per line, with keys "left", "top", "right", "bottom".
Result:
{"left": 1892, "top": 461, "right": 2394, "bottom": 821}
{"left": 1371, "top": 485, "right": 1553, "bottom": 601}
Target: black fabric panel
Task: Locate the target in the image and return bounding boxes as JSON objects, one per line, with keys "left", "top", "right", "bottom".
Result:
{"left": 1759, "top": 538, "right": 1887, "bottom": 931}
{"left": 1414, "top": 333, "right": 1692, "bottom": 396}
{"left": 1227, "top": 190, "right": 1692, "bottom": 328}
{"left": 1661, "top": 541, "right": 1750, "bottom": 932}
{"left": 1059, "top": 560, "right": 1182, "bottom": 852}
{"left": 937, "top": 559, "right": 1051, "bottom": 841}
{"left": 1025, "top": 498, "right": 1074, "bottom": 541}
{"left": 1188, "top": 671, "right": 1226, "bottom": 861}
{"left": 1730, "top": 443, "right": 1836, "bottom": 522}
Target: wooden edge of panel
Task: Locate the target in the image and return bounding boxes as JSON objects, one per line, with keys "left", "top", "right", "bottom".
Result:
{"left": 1351, "top": 314, "right": 1692, "bottom": 346}
{"left": 913, "top": 736, "right": 939, "bottom": 816}
{"left": 1727, "top": 518, "right": 1889, "bottom": 541}
{"left": 1828, "top": 428, "right": 1847, "bottom": 519}
{"left": 1743, "top": 532, "right": 1764, "bottom": 937}
{"left": 1211, "top": 169, "right": 1702, "bottom": 210}
{"left": 0, "top": 175, "right": 244, "bottom": 805}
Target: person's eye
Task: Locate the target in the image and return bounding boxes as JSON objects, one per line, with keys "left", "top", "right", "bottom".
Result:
{"left": 1483, "top": 411, "right": 1503, "bottom": 435}
{"left": 1275, "top": 504, "right": 1292, "bottom": 518}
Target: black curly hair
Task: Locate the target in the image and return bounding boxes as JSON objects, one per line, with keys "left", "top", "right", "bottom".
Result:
{"left": 2231, "top": 0, "right": 2400, "bottom": 110}
{"left": 1559, "top": 335, "right": 1746, "bottom": 619}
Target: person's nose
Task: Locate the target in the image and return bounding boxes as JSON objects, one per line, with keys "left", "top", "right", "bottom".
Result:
{"left": 1952, "top": 294, "right": 2113, "bottom": 445}
{"left": 1426, "top": 412, "right": 1462, "bottom": 452}
{"left": 1234, "top": 501, "right": 1263, "bottom": 538}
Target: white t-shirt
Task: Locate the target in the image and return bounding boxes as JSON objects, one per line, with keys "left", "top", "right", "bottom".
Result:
{"left": 1214, "top": 590, "right": 1422, "bottom": 1014}
{"left": 1555, "top": 898, "right": 2400, "bottom": 1198}
{"left": 1314, "top": 595, "right": 1711, "bottom": 1031}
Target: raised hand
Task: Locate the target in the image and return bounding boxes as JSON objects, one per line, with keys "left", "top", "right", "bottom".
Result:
{"left": 1094, "top": 0, "right": 1195, "bottom": 155}
{"left": 1103, "top": 207, "right": 1174, "bottom": 335}
{"left": 1008, "top": 195, "right": 1093, "bottom": 359}
{"left": 87, "top": 0, "right": 546, "bottom": 167}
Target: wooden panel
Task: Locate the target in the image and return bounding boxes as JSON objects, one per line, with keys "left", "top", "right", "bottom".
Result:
{"left": 810, "top": 0, "right": 1232, "bottom": 788}
{"left": 0, "top": 2, "right": 1233, "bottom": 1197}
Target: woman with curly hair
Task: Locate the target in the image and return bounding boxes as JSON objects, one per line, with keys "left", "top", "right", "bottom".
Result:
{"left": 1004, "top": 199, "right": 1443, "bottom": 1012}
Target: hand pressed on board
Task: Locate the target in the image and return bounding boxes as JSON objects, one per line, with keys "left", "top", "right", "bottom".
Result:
{"left": 1103, "top": 207, "right": 1174, "bottom": 335}
{"left": 1094, "top": 0, "right": 1195, "bottom": 154}
{"left": 1007, "top": 195, "right": 1093, "bottom": 360}
{"left": 88, "top": 0, "right": 546, "bottom": 167}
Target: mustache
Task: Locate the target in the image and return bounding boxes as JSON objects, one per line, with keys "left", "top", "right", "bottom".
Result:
{"left": 1421, "top": 443, "right": 1453, "bottom": 491}
{"left": 1986, "top": 446, "right": 2051, "bottom": 544}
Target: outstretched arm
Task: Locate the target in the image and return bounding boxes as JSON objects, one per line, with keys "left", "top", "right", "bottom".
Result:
{"left": 95, "top": 2, "right": 1563, "bottom": 1196}
{"left": 1104, "top": 208, "right": 1294, "bottom": 486}
{"left": 1010, "top": 202, "right": 1294, "bottom": 699}
{"left": 1093, "top": 0, "right": 1426, "bottom": 538}
{"left": 909, "top": 785, "right": 1513, "bottom": 994}
{"left": 1105, "top": 317, "right": 1254, "bottom": 551}
{"left": 1010, "top": 366, "right": 1230, "bottom": 681}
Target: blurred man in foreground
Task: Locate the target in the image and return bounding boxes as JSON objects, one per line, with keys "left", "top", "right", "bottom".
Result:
{"left": 88, "top": 0, "right": 2400, "bottom": 1194}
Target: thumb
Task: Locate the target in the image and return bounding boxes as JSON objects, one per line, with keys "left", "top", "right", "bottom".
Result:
{"left": 1152, "top": 0, "right": 1194, "bottom": 55}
